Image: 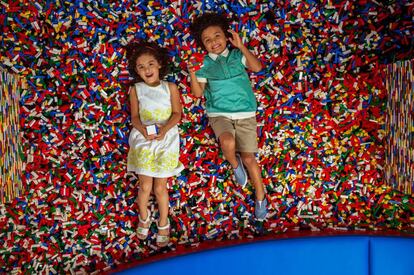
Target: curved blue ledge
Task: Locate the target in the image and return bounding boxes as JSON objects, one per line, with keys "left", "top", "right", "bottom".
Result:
{"left": 114, "top": 234, "right": 414, "bottom": 275}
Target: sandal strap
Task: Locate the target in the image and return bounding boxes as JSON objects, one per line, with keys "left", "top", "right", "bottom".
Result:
{"left": 156, "top": 234, "right": 169, "bottom": 243}
{"left": 157, "top": 220, "right": 170, "bottom": 230}
{"left": 137, "top": 227, "right": 149, "bottom": 235}
{"left": 139, "top": 209, "right": 151, "bottom": 224}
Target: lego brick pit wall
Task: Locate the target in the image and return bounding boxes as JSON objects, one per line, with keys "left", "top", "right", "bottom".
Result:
{"left": 0, "top": 1, "right": 413, "bottom": 274}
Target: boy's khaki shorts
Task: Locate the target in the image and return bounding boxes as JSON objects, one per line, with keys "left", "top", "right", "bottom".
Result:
{"left": 209, "top": 116, "right": 258, "bottom": 153}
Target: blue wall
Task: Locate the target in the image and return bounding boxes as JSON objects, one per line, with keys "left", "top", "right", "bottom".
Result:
{"left": 117, "top": 236, "right": 414, "bottom": 275}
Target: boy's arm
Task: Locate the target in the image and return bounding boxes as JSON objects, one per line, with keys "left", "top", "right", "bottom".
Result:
{"left": 228, "top": 29, "right": 263, "bottom": 72}
{"left": 188, "top": 64, "right": 206, "bottom": 97}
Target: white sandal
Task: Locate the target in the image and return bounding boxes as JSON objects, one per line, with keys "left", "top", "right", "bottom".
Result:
{"left": 156, "top": 219, "right": 170, "bottom": 247}
{"left": 137, "top": 209, "right": 151, "bottom": 240}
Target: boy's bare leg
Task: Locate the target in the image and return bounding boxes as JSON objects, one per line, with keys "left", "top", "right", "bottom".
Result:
{"left": 240, "top": 152, "right": 265, "bottom": 200}
{"left": 219, "top": 132, "right": 238, "bottom": 168}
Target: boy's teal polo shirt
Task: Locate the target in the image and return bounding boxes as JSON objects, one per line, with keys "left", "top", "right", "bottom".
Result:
{"left": 195, "top": 48, "right": 257, "bottom": 118}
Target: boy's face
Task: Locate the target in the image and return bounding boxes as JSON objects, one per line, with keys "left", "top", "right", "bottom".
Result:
{"left": 201, "top": 25, "right": 227, "bottom": 55}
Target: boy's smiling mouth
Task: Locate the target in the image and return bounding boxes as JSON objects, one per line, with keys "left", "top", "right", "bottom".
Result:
{"left": 212, "top": 44, "right": 221, "bottom": 50}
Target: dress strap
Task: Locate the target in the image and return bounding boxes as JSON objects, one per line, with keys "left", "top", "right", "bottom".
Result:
{"left": 134, "top": 82, "right": 143, "bottom": 100}
{"left": 162, "top": 81, "right": 171, "bottom": 96}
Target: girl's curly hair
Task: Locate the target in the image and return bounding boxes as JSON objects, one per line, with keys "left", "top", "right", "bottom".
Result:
{"left": 125, "top": 41, "right": 170, "bottom": 82}
{"left": 190, "top": 12, "right": 232, "bottom": 50}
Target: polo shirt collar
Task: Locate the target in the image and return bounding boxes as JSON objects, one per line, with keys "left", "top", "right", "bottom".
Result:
{"left": 208, "top": 48, "right": 229, "bottom": 60}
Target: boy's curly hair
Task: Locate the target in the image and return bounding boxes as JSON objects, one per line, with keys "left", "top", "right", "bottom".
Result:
{"left": 125, "top": 41, "right": 170, "bottom": 82}
{"left": 190, "top": 12, "right": 231, "bottom": 50}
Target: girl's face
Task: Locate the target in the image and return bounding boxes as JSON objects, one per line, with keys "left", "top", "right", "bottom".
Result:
{"left": 135, "top": 53, "right": 162, "bottom": 86}
{"left": 201, "top": 25, "right": 228, "bottom": 55}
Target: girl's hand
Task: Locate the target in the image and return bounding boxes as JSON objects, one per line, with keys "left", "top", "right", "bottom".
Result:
{"left": 145, "top": 133, "right": 157, "bottom": 140}
{"left": 228, "top": 29, "right": 243, "bottom": 49}
{"left": 137, "top": 125, "right": 157, "bottom": 140}
{"left": 155, "top": 125, "right": 167, "bottom": 141}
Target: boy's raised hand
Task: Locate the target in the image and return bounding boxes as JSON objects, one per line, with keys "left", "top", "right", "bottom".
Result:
{"left": 187, "top": 54, "right": 204, "bottom": 74}
{"left": 228, "top": 29, "right": 243, "bottom": 49}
